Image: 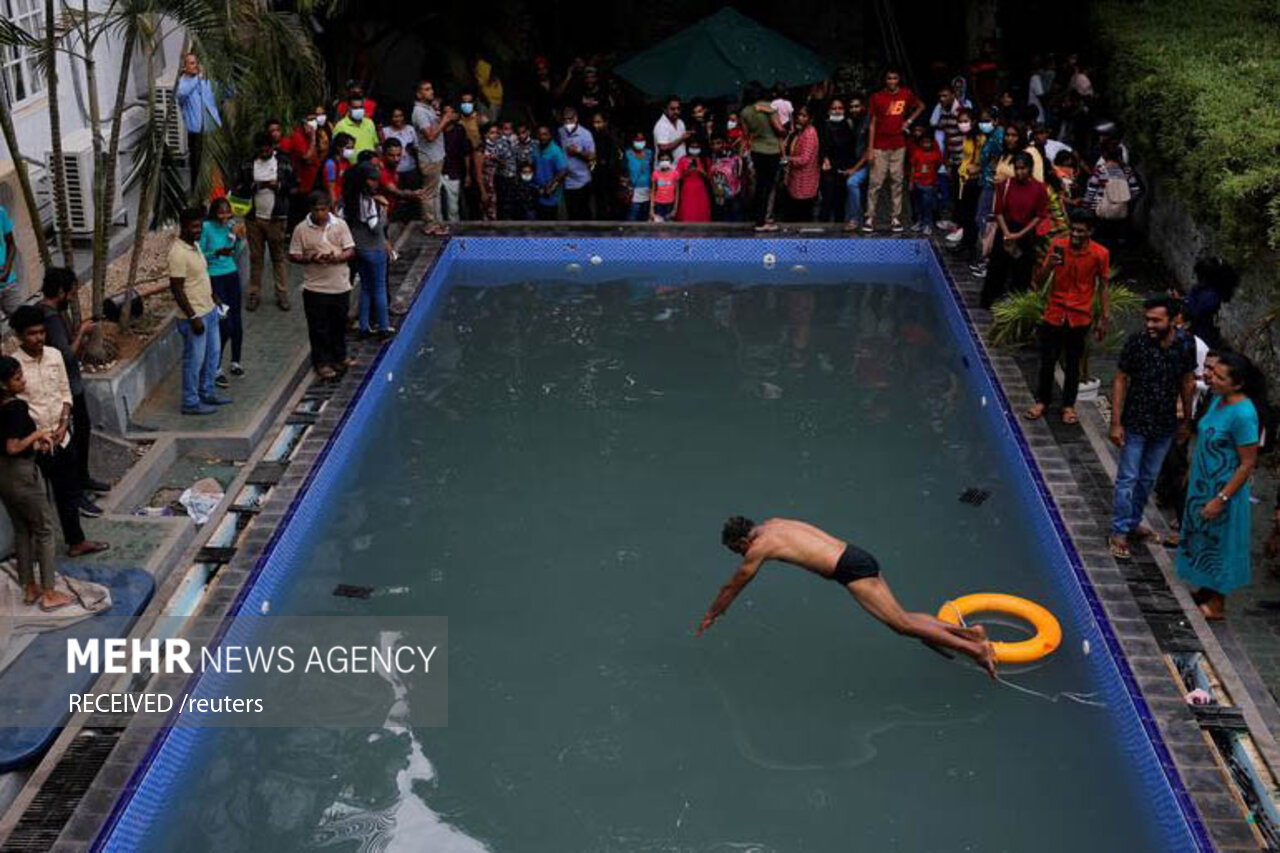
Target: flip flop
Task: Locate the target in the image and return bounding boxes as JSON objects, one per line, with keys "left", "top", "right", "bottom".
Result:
{"left": 1061, "top": 408, "right": 1079, "bottom": 425}
{"left": 1024, "top": 403, "right": 1046, "bottom": 421}
{"left": 1108, "top": 537, "right": 1131, "bottom": 560}
{"left": 39, "top": 591, "right": 74, "bottom": 612}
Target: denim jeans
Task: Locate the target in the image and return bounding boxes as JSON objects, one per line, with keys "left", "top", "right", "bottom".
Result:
{"left": 910, "top": 185, "right": 937, "bottom": 227}
{"left": 177, "top": 307, "right": 222, "bottom": 410}
{"left": 1111, "top": 430, "right": 1175, "bottom": 536}
{"left": 627, "top": 200, "right": 649, "bottom": 221}
{"left": 356, "top": 249, "right": 389, "bottom": 333}
{"left": 845, "top": 167, "right": 868, "bottom": 224}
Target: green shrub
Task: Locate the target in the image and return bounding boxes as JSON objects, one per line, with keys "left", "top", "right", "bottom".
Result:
{"left": 1095, "top": 0, "right": 1280, "bottom": 263}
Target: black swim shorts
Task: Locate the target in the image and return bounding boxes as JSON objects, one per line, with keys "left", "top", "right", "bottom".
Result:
{"left": 829, "top": 543, "right": 880, "bottom": 585}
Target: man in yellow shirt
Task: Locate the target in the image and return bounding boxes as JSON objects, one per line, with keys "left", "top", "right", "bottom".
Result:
{"left": 333, "top": 97, "right": 381, "bottom": 155}
{"left": 169, "top": 207, "right": 229, "bottom": 415}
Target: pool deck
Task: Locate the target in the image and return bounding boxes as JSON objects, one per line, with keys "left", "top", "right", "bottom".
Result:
{"left": 0, "top": 223, "right": 1274, "bottom": 852}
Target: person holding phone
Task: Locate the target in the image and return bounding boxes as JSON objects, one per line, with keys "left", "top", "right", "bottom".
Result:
{"left": 200, "top": 198, "right": 247, "bottom": 388}
{"left": 1026, "top": 212, "right": 1110, "bottom": 425}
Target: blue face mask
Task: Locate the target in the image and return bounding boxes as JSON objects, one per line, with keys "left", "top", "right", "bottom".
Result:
{"left": 461, "top": 102, "right": 475, "bottom": 116}
{"left": 978, "top": 121, "right": 995, "bottom": 134}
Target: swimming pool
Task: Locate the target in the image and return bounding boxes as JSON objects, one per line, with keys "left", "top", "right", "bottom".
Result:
{"left": 97, "top": 237, "right": 1206, "bottom": 851}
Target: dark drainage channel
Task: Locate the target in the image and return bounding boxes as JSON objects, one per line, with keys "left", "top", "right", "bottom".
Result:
{"left": 0, "top": 728, "right": 122, "bottom": 852}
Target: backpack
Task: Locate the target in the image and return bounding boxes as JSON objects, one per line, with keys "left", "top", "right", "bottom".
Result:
{"left": 1095, "top": 170, "right": 1131, "bottom": 220}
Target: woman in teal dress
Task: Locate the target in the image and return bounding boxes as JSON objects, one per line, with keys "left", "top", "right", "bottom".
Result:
{"left": 1177, "top": 351, "right": 1264, "bottom": 620}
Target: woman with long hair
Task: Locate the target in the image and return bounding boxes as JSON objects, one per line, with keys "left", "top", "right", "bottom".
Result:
{"left": 199, "top": 197, "right": 246, "bottom": 387}
{"left": 0, "top": 356, "right": 71, "bottom": 610}
{"left": 342, "top": 162, "right": 394, "bottom": 340}
{"left": 1177, "top": 351, "right": 1265, "bottom": 619}
{"left": 319, "top": 131, "right": 355, "bottom": 206}
{"left": 780, "top": 105, "right": 820, "bottom": 222}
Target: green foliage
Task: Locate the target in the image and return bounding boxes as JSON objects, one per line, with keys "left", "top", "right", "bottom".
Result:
{"left": 987, "top": 273, "right": 1144, "bottom": 350}
{"left": 1095, "top": 0, "right": 1280, "bottom": 262}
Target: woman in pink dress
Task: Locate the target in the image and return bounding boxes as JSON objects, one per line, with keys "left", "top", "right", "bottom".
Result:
{"left": 675, "top": 140, "right": 713, "bottom": 222}
{"left": 781, "top": 106, "right": 820, "bottom": 222}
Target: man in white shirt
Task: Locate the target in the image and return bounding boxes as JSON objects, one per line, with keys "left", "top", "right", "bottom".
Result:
{"left": 10, "top": 305, "right": 109, "bottom": 558}
{"left": 289, "top": 192, "right": 357, "bottom": 381}
{"left": 653, "top": 96, "right": 690, "bottom": 162}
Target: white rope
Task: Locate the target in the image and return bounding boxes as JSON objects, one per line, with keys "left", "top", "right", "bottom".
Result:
{"left": 943, "top": 601, "right": 1107, "bottom": 709}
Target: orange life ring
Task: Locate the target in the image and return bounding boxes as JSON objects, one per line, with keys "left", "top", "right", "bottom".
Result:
{"left": 937, "top": 593, "right": 1062, "bottom": 664}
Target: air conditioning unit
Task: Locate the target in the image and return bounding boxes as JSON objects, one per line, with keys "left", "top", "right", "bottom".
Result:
{"left": 152, "top": 83, "right": 187, "bottom": 156}
{"left": 44, "top": 128, "right": 122, "bottom": 235}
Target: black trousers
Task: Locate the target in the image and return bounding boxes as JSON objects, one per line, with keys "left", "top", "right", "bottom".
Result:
{"left": 981, "top": 228, "right": 1036, "bottom": 308}
{"left": 781, "top": 192, "right": 817, "bottom": 223}
{"left": 71, "top": 392, "right": 92, "bottom": 488}
{"left": 303, "top": 289, "right": 349, "bottom": 368}
{"left": 37, "top": 444, "right": 85, "bottom": 547}
{"left": 1036, "top": 322, "right": 1090, "bottom": 407}
{"left": 187, "top": 132, "right": 203, "bottom": 192}
{"left": 819, "top": 171, "right": 846, "bottom": 222}
{"left": 536, "top": 204, "right": 560, "bottom": 221}
{"left": 751, "top": 153, "right": 780, "bottom": 226}
{"left": 591, "top": 172, "right": 620, "bottom": 221}
{"left": 565, "top": 185, "right": 593, "bottom": 220}
{"left": 956, "top": 180, "right": 981, "bottom": 260}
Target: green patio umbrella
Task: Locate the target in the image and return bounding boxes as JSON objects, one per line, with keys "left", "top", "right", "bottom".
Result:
{"left": 615, "top": 7, "right": 831, "bottom": 101}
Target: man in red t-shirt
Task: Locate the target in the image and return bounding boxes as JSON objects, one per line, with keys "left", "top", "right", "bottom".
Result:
{"left": 274, "top": 112, "right": 320, "bottom": 229}
{"left": 1027, "top": 214, "right": 1111, "bottom": 424}
{"left": 861, "top": 69, "right": 923, "bottom": 233}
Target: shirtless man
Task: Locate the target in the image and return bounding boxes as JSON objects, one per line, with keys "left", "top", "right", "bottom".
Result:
{"left": 697, "top": 516, "right": 997, "bottom": 677}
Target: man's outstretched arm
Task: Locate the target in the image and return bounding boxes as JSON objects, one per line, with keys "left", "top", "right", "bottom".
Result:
{"left": 696, "top": 557, "right": 762, "bottom": 636}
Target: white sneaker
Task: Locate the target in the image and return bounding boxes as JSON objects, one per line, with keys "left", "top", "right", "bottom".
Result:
{"left": 936, "top": 219, "right": 956, "bottom": 231}
{"left": 922, "top": 225, "right": 933, "bottom": 236}
{"left": 910, "top": 222, "right": 924, "bottom": 233}
{"left": 945, "top": 228, "right": 965, "bottom": 243}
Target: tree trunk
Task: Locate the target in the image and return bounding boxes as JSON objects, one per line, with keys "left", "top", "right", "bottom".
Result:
{"left": 121, "top": 41, "right": 157, "bottom": 334}
{"left": 0, "top": 75, "right": 51, "bottom": 267}
{"left": 45, "top": 0, "right": 75, "bottom": 266}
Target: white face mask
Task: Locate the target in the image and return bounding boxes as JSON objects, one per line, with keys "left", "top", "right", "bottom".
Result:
{"left": 633, "top": 141, "right": 645, "bottom": 150}
{"left": 520, "top": 172, "right": 534, "bottom": 182}
{"left": 351, "top": 108, "right": 365, "bottom": 121}
{"left": 305, "top": 118, "right": 317, "bottom": 130}
{"left": 316, "top": 114, "right": 327, "bottom": 126}
{"left": 979, "top": 121, "right": 995, "bottom": 134}
{"left": 829, "top": 113, "right": 844, "bottom": 122}
{"left": 564, "top": 122, "right": 577, "bottom": 134}
{"left": 659, "top": 161, "right": 673, "bottom": 171}
{"left": 726, "top": 119, "right": 738, "bottom": 130}
{"left": 343, "top": 148, "right": 356, "bottom": 164}
{"left": 688, "top": 147, "right": 702, "bottom": 157}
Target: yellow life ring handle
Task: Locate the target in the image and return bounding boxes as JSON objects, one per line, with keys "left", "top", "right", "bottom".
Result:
{"left": 937, "top": 593, "right": 1062, "bottom": 664}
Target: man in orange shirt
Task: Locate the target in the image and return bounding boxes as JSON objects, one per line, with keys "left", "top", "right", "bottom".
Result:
{"left": 1027, "top": 213, "right": 1111, "bottom": 425}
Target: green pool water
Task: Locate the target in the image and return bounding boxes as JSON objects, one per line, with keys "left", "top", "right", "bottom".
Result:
{"left": 136, "top": 271, "right": 1173, "bottom": 852}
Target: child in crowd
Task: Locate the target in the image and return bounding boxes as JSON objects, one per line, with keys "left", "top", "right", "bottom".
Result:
{"left": 908, "top": 124, "right": 943, "bottom": 234}
{"left": 709, "top": 135, "right": 743, "bottom": 221}
{"left": 513, "top": 163, "right": 539, "bottom": 220}
{"left": 625, "top": 132, "right": 653, "bottom": 221}
{"left": 650, "top": 152, "right": 678, "bottom": 221}
{"left": 725, "top": 111, "right": 746, "bottom": 152}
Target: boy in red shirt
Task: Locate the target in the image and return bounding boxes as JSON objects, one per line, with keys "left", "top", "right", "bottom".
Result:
{"left": 862, "top": 69, "right": 923, "bottom": 233}
{"left": 907, "top": 124, "right": 943, "bottom": 234}
{"left": 1027, "top": 213, "right": 1111, "bottom": 425}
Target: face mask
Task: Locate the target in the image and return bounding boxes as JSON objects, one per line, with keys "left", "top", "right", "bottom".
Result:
{"left": 461, "top": 103, "right": 475, "bottom": 116}
{"left": 316, "top": 114, "right": 327, "bottom": 126}
{"left": 688, "top": 147, "right": 702, "bottom": 157}
{"left": 521, "top": 172, "right": 534, "bottom": 182}
{"left": 305, "top": 118, "right": 317, "bottom": 130}
{"left": 633, "top": 141, "right": 646, "bottom": 150}
{"left": 957, "top": 121, "right": 972, "bottom": 133}
{"left": 659, "top": 161, "right": 673, "bottom": 171}
{"left": 726, "top": 120, "right": 738, "bottom": 130}
{"left": 978, "top": 121, "right": 995, "bottom": 134}
{"left": 351, "top": 108, "right": 365, "bottom": 121}
{"left": 343, "top": 148, "right": 356, "bottom": 164}
{"left": 564, "top": 122, "right": 577, "bottom": 133}
{"left": 829, "top": 113, "right": 844, "bottom": 122}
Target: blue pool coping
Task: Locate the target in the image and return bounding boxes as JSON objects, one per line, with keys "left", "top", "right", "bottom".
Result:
{"left": 93, "top": 237, "right": 1211, "bottom": 852}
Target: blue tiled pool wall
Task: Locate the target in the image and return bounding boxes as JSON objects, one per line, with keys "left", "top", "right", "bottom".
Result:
{"left": 95, "top": 238, "right": 1207, "bottom": 851}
